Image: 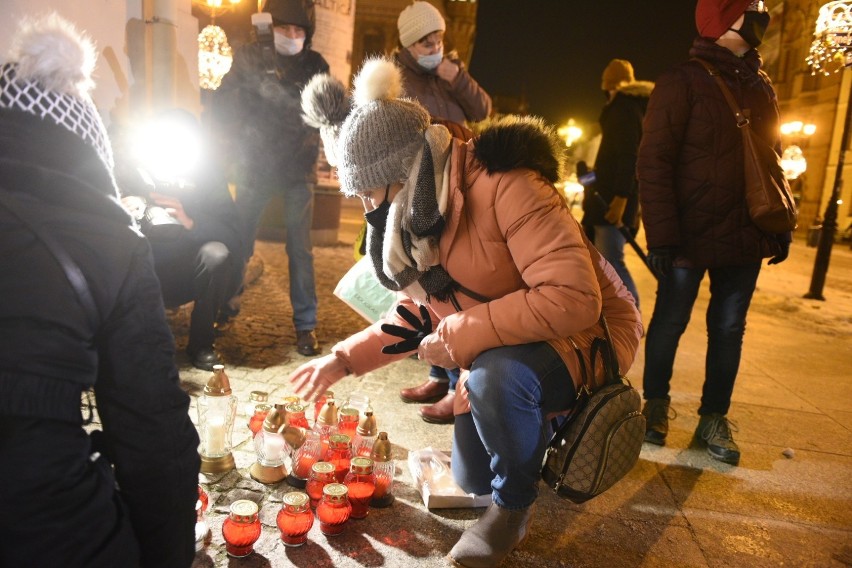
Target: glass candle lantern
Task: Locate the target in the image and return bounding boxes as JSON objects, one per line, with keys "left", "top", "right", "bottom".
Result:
{"left": 313, "top": 390, "right": 333, "bottom": 426}
{"left": 314, "top": 399, "right": 339, "bottom": 456}
{"left": 353, "top": 411, "right": 377, "bottom": 457}
{"left": 276, "top": 492, "right": 313, "bottom": 547}
{"left": 336, "top": 404, "right": 360, "bottom": 440}
{"left": 316, "top": 483, "right": 351, "bottom": 536}
{"left": 248, "top": 403, "right": 271, "bottom": 436}
{"left": 286, "top": 429, "right": 322, "bottom": 488}
{"left": 284, "top": 402, "right": 309, "bottom": 429}
{"left": 344, "top": 457, "right": 376, "bottom": 519}
{"left": 324, "top": 433, "right": 353, "bottom": 483}
{"left": 305, "top": 461, "right": 336, "bottom": 508}
{"left": 243, "top": 390, "right": 269, "bottom": 417}
{"left": 197, "top": 365, "right": 237, "bottom": 473}
{"left": 370, "top": 432, "right": 396, "bottom": 507}
{"left": 222, "top": 500, "right": 261, "bottom": 557}
{"left": 249, "top": 407, "right": 288, "bottom": 484}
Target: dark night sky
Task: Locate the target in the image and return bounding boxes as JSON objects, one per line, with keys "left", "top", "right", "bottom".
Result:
{"left": 468, "top": 1, "right": 699, "bottom": 130}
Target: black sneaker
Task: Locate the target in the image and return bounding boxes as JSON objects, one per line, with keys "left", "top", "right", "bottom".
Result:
{"left": 642, "top": 398, "right": 674, "bottom": 446}
{"left": 695, "top": 413, "right": 740, "bottom": 465}
{"left": 187, "top": 347, "right": 221, "bottom": 371}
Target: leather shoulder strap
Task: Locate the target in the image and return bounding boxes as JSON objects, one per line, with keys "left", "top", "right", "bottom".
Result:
{"left": 691, "top": 57, "right": 750, "bottom": 128}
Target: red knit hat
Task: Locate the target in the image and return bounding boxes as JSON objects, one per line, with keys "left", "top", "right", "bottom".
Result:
{"left": 695, "top": 0, "right": 752, "bottom": 39}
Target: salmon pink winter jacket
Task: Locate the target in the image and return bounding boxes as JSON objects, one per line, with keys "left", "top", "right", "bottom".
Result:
{"left": 331, "top": 119, "right": 643, "bottom": 413}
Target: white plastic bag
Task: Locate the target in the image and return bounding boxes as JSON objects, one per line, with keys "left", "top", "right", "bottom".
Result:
{"left": 333, "top": 257, "right": 397, "bottom": 323}
{"left": 407, "top": 447, "right": 491, "bottom": 509}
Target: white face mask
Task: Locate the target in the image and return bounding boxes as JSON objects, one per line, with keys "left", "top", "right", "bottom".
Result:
{"left": 417, "top": 51, "right": 443, "bottom": 71}
{"left": 274, "top": 33, "right": 304, "bottom": 56}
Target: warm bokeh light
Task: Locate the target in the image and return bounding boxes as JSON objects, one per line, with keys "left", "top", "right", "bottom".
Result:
{"left": 781, "top": 145, "right": 807, "bottom": 180}
{"left": 557, "top": 119, "right": 583, "bottom": 147}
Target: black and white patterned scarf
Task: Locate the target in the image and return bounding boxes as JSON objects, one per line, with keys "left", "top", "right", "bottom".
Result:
{"left": 367, "top": 125, "right": 457, "bottom": 302}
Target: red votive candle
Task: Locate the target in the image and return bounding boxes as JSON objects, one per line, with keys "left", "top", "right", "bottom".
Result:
{"left": 324, "top": 434, "right": 352, "bottom": 483}
{"left": 285, "top": 402, "right": 309, "bottom": 429}
{"left": 248, "top": 404, "right": 271, "bottom": 436}
{"left": 222, "top": 500, "right": 261, "bottom": 557}
{"left": 276, "top": 492, "right": 313, "bottom": 547}
{"left": 343, "top": 457, "right": 376, "bottom": 519}
{"left": 306, "top": 461, "right": 336, "bottom": 509}
{"left": 316, "top": 483, "right": 351, "bottom": 536}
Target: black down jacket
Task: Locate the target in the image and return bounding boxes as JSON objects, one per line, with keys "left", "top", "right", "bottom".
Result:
{"left": 0, "top": 108, "right": 200, "bottom": 567}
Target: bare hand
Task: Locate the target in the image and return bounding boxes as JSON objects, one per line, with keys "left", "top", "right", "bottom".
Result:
{"left": 288, "top": 354, "right": 349, "bottom": 402}
{"left": 417, "top": 332, "right": 456, "bottom": 369}
{"left": 436, "top": 59, "right": 459, "bottom": 83}
{"left": 150, "top": 192, "right": 194, "bottom": 230}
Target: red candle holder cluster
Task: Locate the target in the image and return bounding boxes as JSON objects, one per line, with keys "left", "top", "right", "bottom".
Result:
{"left": 222, "top": 500, "right": 261, "bottom": 557}
{"left": 324, "top": 434, "right": 353, "bottom": 483}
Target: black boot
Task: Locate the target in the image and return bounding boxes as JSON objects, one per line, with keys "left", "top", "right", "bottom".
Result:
{"left": 642, "top": 398, "right": 674, "bottom": 446}
{"left": 695, "top": 413, "right": 740, "bottom": 465}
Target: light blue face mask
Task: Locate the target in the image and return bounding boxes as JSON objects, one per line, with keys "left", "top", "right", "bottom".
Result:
{"left": 274, "top": 34, "right": 304, "bottom": 56}
{"left": 417, "top": 51, "right": 443, "bottom": 71}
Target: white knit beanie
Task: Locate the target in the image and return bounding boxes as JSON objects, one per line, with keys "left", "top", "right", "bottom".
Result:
{"left": 0, "top": 12, "right": 113, "bottom": 172}
{"left": 397, "top": 1, "right": 446, "bottom": 48}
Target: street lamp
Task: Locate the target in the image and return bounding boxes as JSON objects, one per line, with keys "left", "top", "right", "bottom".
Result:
{"left": 557, "top": 119, "right": 583, "bottom": 148}
{"left": 194, "top": 0, "right": 241, "bottom": 91}
{"left": 804, "top": 1, "right": 852, "bottom": 300}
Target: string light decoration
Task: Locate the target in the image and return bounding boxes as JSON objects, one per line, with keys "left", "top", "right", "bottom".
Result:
{"left": 194, "top": 0, "right": 241, "bottom": 90}
{"left": 807, "top": 1, "right": 852, "bottom": 75}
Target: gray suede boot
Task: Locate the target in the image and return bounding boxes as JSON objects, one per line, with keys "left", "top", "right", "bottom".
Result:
{"left": 448, "top": 502, "right": 535, "bottom": 568}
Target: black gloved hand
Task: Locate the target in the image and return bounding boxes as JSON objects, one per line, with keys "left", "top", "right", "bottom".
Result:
{"left": 381, "top": 304, "right": 433, "bottom": 354}
{"left": 768, "top": 240, "right": 790, "bottom": 265}
{"left": 647, "top": 247, "right": 675, "bottom": 278}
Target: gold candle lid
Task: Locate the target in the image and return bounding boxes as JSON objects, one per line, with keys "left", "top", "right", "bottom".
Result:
{"left": 322, "top": 483, "right": 348, "bottom": 503}
{"left": 370, "top": 432, "right": 392, "bottom": 462}
{"left": 262, "top": 407, "right": 286, "bottom": 433}
{"left": 249, "top": 390, "right": 269, "bottom": 403}
{"left": 282, "top": 491, "right": 310, "bottom": 512}
{"left": 350, "top": 456, "right": 374, "bottom": 474}
{"left": 203, "top": 365, "right": 231, "bottom": 396}
{"left": 338, "top": 407, "right": 359, "bottom": 421}
{"left": 229, "top": 499, "right": 258, "bottom": 521}
{"left": 356, "top": 411, "right": 377, "bottom": 436}
{"left": 316, "top": 399, "right": 338, "bottom": 426}
{"left": 285, "top": 402, "right": 306, "bottom": 415}
{"left": 328, "top": 433, "right": 351, "bottom": 447}
{"left": 311, "top": 461, "right": 335, "bottom": 475}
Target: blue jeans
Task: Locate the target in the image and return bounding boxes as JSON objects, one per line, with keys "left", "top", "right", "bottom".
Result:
{"left": 429, "top": 365, "right": 459, "bottom": 390}
{"left": 642, "top": 263, "right": 761, "bottom": 415}
{"left": 594, "top": 224, "right": 639, "bottom": 309}
{"left": 451, "top": 343, "right": 576, "bottom": 510}
{"left": 236, "top": 181, "right": 317, "bottom": 331}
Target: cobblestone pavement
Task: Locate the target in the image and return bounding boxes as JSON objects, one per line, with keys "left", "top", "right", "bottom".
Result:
{"left": 163, "top": 200, "right": 851, "bottom": 568}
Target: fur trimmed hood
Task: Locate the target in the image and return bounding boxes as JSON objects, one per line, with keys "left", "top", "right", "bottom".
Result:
{"left": 472, "top": 116, "right": 566, "bottom": 184}
{"left": 616, "top": 80, "right": 655, "bottom": 99}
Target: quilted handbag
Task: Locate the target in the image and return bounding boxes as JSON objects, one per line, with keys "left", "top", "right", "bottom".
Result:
{"left": 541, "top": 316, "right": 645, "bottom": 503}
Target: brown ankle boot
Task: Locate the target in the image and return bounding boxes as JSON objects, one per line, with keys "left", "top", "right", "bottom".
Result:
{"left": 419, "top": 391, "right": 455, "bottom": 424}
{"left": 448, "top": 502, "right": 535, "bottom": 567}
{"left": 399, "top": 379, "right": 449, "bottom": 403}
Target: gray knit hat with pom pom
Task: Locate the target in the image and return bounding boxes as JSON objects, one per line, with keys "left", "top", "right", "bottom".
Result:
{"left": 302, "top": 57, "right": 430, "bottom": 196}
{"left": 301, "top": 73, "right": 350, "bottom": 168}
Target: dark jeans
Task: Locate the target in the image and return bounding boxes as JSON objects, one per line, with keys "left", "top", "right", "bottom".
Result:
{"left": 642, "top": 263, "right": 761, "bottom": 416}
{"left": 0, "top": 418, "right": 141, "bottom": 567}
{"left": 236, "top": 181, "right": 317, "bottom": 331}
{"left": 429, "top": 365, "right": 460, "bottom": 390}
{"left": 451, "top": 343, "right": 576, "bottom": 509}
{"left": 153, "top": 238, "right": 239, "bottom": 352}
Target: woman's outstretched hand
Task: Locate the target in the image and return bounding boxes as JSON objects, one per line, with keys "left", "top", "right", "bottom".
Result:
{"left": 288, "top": 354, "right": 349, "bottom": 402}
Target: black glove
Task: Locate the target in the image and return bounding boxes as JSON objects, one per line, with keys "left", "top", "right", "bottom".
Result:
{"left": 647, "top": 247, "right": 675, "bottom": 278}
{"left": 380, "top": 304, "right": 433, "bottom": 354}
{"left": 768, "top": 240, "right": 790, "bottom": 265}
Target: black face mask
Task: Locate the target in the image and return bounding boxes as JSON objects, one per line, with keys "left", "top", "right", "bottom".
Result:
{"left": 730, "top": 11, "right": 770, "bottom": 48}
{"left": 363, "top": 185, "right": 391, "bottom": 229}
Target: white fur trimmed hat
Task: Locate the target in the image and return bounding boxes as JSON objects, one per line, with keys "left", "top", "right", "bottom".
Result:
{"left": 0, "top": 12, "right": 113, "bottom": 172}
{"left": 397, "top": 1, "right": 446, "bottom": 48}
{"left": 336, "top": 58, "right": 430, "bottom": 196}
